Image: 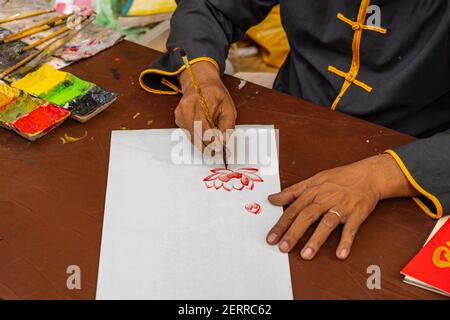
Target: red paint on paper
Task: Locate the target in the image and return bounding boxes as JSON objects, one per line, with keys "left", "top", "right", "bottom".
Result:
{"left": 245, "top": 203, "right": 262, "bottom": 215}
{"left": 11, "top": 104, "right": 70, "bottom": 135}
{"left": 203, "top": 168, "right": 263, "bottom": 191}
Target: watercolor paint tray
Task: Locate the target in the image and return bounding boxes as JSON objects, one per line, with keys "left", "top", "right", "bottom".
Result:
{"left": 0, "top": 83, "right": 71, "bottom": 141}
{"left": 12, "top": 64, "right": 118, "bottom": 123}
{"left": 11, "top": 104, "right": 71, "bottom": 142}
{"left": 66, "top": 86, "right": 118, "bottom": 123}
{"left": 1, "top": 64, "right": 117, "bottom": 141}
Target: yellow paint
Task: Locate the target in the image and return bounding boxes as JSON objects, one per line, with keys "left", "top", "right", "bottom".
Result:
{"left": 133, "top": 112, "right": 141, "bottom": 119}
{"left": 147, "top": 120, "right": 154, "bottom": 126}
{"left": 0, "top": 92, "right": 13, "bottom": 109}
{"left": 432, "top": 242, "right": 450, "bottom": 269}
{"left": 12, "top": 64, "right": 69, "bottom": 96}
{"left": 0, "top": 83, "right": 20, "bottom": 108}
{"left": 0, "top": 83, "right": 20, "bottom": 98}
{"left": 60, "top": 131, "right": 88, "bottom": 145}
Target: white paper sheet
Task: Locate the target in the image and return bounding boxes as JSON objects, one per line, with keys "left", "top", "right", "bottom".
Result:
{"left": 97, "top": 126, "right": 292, "bottom": 300}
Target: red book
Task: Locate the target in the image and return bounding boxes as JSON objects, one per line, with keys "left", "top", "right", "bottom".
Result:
{"left": 401, "top": 216, "right": 450, "bottom": 297}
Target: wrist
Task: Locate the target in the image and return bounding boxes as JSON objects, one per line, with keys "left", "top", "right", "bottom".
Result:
{"left": 368, "top": 154, "right": 420, "bottom": 200}
{"left": 178, "top": 60, "right": 221, "bottom": 93}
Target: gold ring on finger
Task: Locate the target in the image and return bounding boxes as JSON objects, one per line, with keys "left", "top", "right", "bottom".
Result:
{"left": 328, "top": 209, "right": 342, "bottom": 223}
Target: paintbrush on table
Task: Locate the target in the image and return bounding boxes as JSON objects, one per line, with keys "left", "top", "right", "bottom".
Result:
{"left": 173, "top": 47, "right": 229, "bottom": 169}
{"left": 0, "top": 12, "right": 74, "bottom": 45}
{"left": 0, "top": 15, "right": 95, "bottom": 81}
{"left": 0, "top": 9, "right": 56, "bottom": 25}
{"left": 21, "top": 16, "right": 86, "bottom": 53}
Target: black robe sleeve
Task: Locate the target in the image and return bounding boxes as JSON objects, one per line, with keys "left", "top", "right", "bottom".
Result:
{"left": 385, "top": 129, "right": 450, "bottom": 219}
{"left": 139, "top": 0, "right": 279, "bottom": 95}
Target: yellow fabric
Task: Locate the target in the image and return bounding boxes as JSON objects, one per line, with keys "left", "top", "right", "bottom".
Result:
{"left": 139, "top": 57, "right": 219, "bottom": 95}
{"left": 124, "top": 0, "right": 176, "bottom": 16}
{"left": 385, "top": 149, "right": 444, "bottom": 219}
{"left": 12, "top": 64, "right": 68, "bottom": 96}
{"left": 246, "top": 5, "right": 290, "bottom": 69}
{"left": 328, "top": 0, "right": 387, "bottom": 110}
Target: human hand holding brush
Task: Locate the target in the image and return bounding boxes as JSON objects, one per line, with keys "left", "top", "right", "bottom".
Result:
{"left": 176, "top": 60, "right": 237, "bottom": 152}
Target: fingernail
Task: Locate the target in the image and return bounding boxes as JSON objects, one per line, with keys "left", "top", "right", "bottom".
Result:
{"left": 338, "top": 249, "right": 348, "bottom": 259}
{"left": 279, "top": 241, "right": 289, "bottom": 252}
{"left": 269, "top": 192, "right": 279, "bottom": 198}
{"left": 267, "top": 233, "right": 277, "bottom": 244}
{"left": 301, "top": 247, "right": 314, "bottom": 259}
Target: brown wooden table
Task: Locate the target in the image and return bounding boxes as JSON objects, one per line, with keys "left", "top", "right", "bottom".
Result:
{"left": 0, "top": 41, "right": 443, "bottom": 300}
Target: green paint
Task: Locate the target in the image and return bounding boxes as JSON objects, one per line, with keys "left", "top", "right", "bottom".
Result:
{"left": 0, "top": 93, "right": 42, "bottom": 125}
{"left": 41, "top": 75, "right": 94, "bottom": 106}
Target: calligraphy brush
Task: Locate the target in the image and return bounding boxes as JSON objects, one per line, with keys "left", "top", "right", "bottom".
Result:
{"left": 0, "top": 15, "right": 95, "bottom": 81}
{"left": 0, "top": 13, "right": 74, "bottom": 45}
{"left": 173, "top": 47, "right": 229, "bottom": 169}
{"left": 21, "top": 16, "right": 86, "bottom": 53}
{"left": 0, "top": 8, "right": 56, "bottom": 25}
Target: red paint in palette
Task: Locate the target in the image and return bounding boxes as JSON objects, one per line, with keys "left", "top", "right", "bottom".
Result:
{"left": 11, "top": 104, "right": 70, "bottom": 136}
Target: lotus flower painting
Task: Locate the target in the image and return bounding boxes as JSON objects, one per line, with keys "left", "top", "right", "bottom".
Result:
{"left": 203, "top": 168, "right": 264, "bottom": 192}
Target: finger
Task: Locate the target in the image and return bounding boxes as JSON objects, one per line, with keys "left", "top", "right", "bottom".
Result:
{"left": 217, "top": 108, "right": 236, "bottom": 136}
{"left": 174, "top": 104, "right": 187, "bottom": 130}
{"left": 268, "top": 181, "right": 310, "bottom": 206}
{"left": 188, "top": 117, "right": 206, "bottom": 150}
{"left": 187, "top": 111, "right": 211, "bottom": 151}
{"left": 174, "top": 109, "right": 198, "bottom": 151}
{"left": 174, "top": 103, "right": 198, "bottom": 148}
{"left": 204, "top": 128, "right": 224, "bottom": 159}
{"left": 300, "top": 211, "right": 340, "bottom": 260}
{"left": 277, "top": 203, "right": 326, "bottom": 253}
{"left": 266, "top": 187, "right": 319, "bottom": 244}
{"left": 336, "top": 215, "right": 363, "bottom": 260}
{"left": 199, "top": 99, "right": 226, "bottom": 152}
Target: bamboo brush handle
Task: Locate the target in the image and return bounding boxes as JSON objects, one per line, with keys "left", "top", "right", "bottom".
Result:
{"left": 0, "top": 9, "right": 55, "bottom": 24}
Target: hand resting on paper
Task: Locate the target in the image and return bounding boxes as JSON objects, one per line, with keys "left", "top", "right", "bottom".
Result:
{"left": 267, "top": 154, "right": 420, "bottom": 260}
{"left": 176, "top": 61, "right": 237, "bottom": 148}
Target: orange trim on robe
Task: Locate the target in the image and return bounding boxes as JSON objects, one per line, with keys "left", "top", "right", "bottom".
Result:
{"left": 328, "top": 0, "right": 388, "bottom": 110}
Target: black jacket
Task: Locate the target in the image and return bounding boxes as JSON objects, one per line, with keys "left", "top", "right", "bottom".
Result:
{"left": 140, "top": 0, "right": 450, "bottom": 218}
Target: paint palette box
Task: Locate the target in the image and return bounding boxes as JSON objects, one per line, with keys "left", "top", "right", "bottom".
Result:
{"left": 0, "top": 82, "right": 70, "bottom": 141}
{"left": 12, "top": 64, "right": 118, "bottom": 123}
{"left": 10, "top": 104, "right": 71, "bottom": 141}
{"left": 0, "top": 83, "right": 41, "bottom": 129}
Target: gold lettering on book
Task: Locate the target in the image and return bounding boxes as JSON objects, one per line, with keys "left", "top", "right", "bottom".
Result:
{"left": 432, "top": 241, "right": 450, "bottom": 268}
